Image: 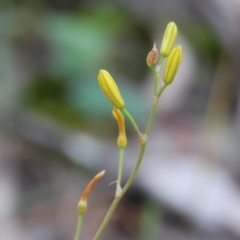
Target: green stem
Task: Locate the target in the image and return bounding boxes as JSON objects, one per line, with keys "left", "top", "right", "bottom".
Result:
{"left": 94, "top": 195, "right": 121, "bottom": 240}
{"left": 157, "top": 83, "right": 168, "bottom": 98}
{"left": 117, "top": 147, "right": 125, "bottom": 188}
{"left": 93, "top": 148, "right": 147, "bottom": 240}
{"left": 154, "top": 83, "right": 168, "bottom": 107}
{"left": 150, "top": 66, "right": 158, "bottom": 96}
{"left": 93, "top": 92, "right": 166, "bottom": 239}
{"left": 122, "top": 108, "right": 140, "bottom": 134}
{"left": 157, "top": 56, "right": 164, "bottom": 67}
{"left": 74, "top": 214, "right": 84, "bottom": 240}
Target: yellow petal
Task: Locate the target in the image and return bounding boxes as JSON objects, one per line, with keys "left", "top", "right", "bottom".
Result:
{"left": 112, "top": 107, "right": 127, "bottom": 147}
{"left": 160, "top": 22, "right": 178, "bottom": 57}
{"left": 163, "top": 45, "right": 183, "bottom": 85}
{"left": 98, "top": 70, "right": 125, "bottom": 109}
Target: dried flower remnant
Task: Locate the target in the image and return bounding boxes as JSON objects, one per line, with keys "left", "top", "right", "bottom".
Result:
{"left": 78, "top": 170, "right": 105, "bottom": 214}
{"left": 146, "top": 43, "right": 158, "bottom": 66}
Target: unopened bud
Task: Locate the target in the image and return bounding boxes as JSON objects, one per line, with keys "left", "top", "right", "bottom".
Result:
{"left": 112, "top": 107, "right": 127, "bottom": 147}
{"left": 146, "top": 43, "right": 158, "bottom": 66}
{"left": 98, "top": 70, "right": 125, "bottom": 109}
{"left": 163, "top": 45, "right": 183, "bottom": 85}
{"left": 78, "top": 170, "right": 105, "bottom": 214}
{"left": 160, "top": 22, "right": 178, "bottom": 57}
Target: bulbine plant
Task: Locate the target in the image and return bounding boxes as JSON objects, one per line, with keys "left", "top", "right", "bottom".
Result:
{"left": 74, "top": 22, "right": 183, "bottom": 240}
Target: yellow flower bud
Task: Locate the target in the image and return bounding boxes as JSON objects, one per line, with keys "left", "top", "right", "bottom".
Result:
{"left": 146, "top": 43, "right": 158, "bottom": 66}
{"left": 163, "top": 45, "right": 183, "bottom": 85}
{"left": 160, "top": 22, "right": 178, "bottom": 57}
{"left": 112, "top": 107, "right": 127, "bottom": 147}
{"left": 98, "top": 70, "right": 125, "bottom": 109}
{"left": 78, "top": 170, "right": 105, "bottom": 214}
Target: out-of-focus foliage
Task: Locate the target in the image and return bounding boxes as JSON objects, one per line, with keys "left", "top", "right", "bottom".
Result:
{"left": 181, "top": 21, "right": 221, "bottom": 60}
{"left": 1, "top": 1, "right": 239, "bottom": 240}
{"left": 0, "top": 5, "right": 152, "bottom": 127}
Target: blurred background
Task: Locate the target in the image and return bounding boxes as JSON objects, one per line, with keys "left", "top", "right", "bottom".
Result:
{"left": 0, "top": 0, "right": 240, "bottom": 239}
